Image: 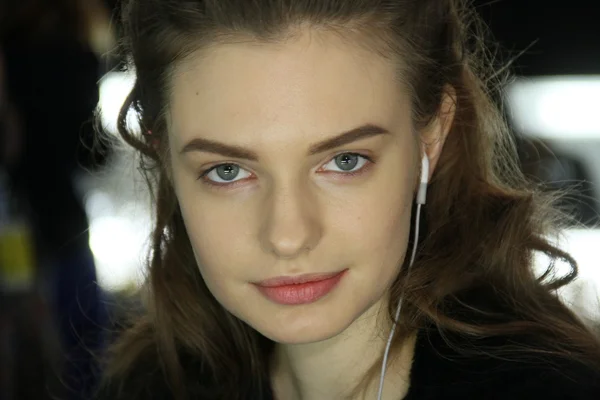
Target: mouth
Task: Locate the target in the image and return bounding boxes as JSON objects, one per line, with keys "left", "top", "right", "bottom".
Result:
{"left": 253, "top": 269, "right": 348, "bottom": 306}
{"left": 255, "top": 270, "right": 347, "bottom": 287}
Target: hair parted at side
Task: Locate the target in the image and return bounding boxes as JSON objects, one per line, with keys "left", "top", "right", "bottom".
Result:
{"left": 97, "top": 0, "right": 600, "bottom": 399}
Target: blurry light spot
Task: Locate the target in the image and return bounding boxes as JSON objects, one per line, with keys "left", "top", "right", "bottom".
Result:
{"left": 506, "top": 77, "right": 600, "bottom": 139}
{"left": 84, "top": 191, "right": 115, "bottom": 221}
{"left": 89, "top": 213, "right": 151, "bottom": 291}
{"left": 534, "top": 228, "right": 600, "bottom": 321}
{"left": 97, "top": 71, "right": 139, "bottom": 136}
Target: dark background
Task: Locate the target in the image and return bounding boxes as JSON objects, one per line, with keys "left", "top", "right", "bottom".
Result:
{"left": 474, "top": 0, "right": 600, "bottom": 76}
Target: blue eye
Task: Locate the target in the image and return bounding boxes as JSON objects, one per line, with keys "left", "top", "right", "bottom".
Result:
{"left": 323, "top": 153, "right": 369, "bottom": 173}
{"left": 199, "top": 152, "right": 374, "bottom": 189}
{"left": 201, "top": 163, "right": 252, "bottom": 184}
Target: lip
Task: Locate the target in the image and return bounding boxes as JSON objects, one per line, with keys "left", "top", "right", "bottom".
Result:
{"left": 255, "top": 270, "right": 346, "bottom": 287}
{"left": 253, "top": 269, "right": 347, "bottom": 305}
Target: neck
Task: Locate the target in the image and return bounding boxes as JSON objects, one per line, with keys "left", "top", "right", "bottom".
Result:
{"left": 270, "top": 301, "right": 417, "bottom": 400}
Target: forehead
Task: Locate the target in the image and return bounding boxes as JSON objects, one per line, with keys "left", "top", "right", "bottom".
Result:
{"left": 168, "top": 31, "right": 409, "bottom": 148}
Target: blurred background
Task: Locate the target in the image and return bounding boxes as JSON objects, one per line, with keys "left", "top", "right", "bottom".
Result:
{"left": 0, "top": 0, "right": 598, "bottom": 398}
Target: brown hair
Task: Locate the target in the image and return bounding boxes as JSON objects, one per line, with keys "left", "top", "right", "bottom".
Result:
{"left": 99, "top": 0, "right": 600, "bottom": 398}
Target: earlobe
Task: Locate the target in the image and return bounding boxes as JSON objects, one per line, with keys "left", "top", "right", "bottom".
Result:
{"left": 421, "top": 86, "right": 457, "bottom": 181}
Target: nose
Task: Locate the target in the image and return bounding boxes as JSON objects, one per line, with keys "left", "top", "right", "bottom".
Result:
{"left": 259, "top": 180, "right": 322, "bottom": 259}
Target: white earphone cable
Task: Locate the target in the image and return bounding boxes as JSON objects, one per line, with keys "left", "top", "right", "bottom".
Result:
{"left": 376, "top": 203, "right": 422, "bottom": 400}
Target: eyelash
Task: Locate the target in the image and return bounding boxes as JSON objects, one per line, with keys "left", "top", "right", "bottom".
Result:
{"left": 198, "top": 152, "right": 375, "bottom": 190}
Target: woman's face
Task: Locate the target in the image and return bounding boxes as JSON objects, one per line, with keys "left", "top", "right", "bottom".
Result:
{"left": 168, "top": 30, "right": 420, "bottom": 344}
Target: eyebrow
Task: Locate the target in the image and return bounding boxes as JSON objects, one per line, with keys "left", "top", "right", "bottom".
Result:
{"left": 179, "top": 123, "right": 391, "bottom": 161}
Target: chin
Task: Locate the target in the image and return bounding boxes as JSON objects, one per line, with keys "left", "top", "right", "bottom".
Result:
{"left": 244, "top": 305, "right": 359, "bottom": 345}
{"left": 258, "top": 323, "right": 347, "bottom": 345}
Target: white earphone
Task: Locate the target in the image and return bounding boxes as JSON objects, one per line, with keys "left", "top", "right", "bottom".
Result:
{"left": 377, "top": 154, "right": 429, "bottom": 400}
{"left": 416, "top": 154, "right": 430, "bottom": 205}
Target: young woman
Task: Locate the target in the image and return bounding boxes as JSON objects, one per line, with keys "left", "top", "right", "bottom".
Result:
{"left": 97, "top": 0, "right": 600, "bottom": 399}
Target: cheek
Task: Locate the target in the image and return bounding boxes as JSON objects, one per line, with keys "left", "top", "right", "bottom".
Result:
{"left": 328, "top": 170, "right": 415, "bottom": 285}
{"left": 173, "top": 178, "right": 254, "bottom": 285}
{"left": 181, "top": 204, "right": 254, "bottom": 305}
{"left": 334, "top": 169, "right": 414, "bottom": 244}
{"left": 186, "top": 209, "right": 249, "bottom": 268}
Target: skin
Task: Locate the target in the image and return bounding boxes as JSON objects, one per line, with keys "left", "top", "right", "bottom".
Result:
{"left": 167, "top": 29, "right": 453, "bottom": 399}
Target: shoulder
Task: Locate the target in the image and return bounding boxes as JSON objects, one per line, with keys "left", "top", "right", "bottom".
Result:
{"left": 462, "top": 355, "right": 600, "bottom": 399}
{"left": 93, "top": 349, "right": 221, "bottom": 400}
{"left": 94, "top": 348, "right": 269, "bottom": 400}
{"left": 409, "top": 326, "right": 600, "bottom": 400}
{"left": 495, "top": 361, "right": 600, "bottom": 399}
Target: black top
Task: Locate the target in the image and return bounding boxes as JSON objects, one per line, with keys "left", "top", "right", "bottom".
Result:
{"left": 260, "top": 327, "right": 600, "bottom": 400}
{"left": 96, "top": 323, "right": 600, "bottom": 400}
{"left": 402, "top": 327, "right": 600, "bottom": 399}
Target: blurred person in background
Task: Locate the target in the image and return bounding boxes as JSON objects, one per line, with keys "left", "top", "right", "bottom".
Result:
{"left": 0, "top": 0, "right": 113, "bottom": 398}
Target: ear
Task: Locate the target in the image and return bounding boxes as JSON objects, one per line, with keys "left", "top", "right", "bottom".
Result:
{"left": 421, "top": 86, "right": 456, "bottom": 181}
